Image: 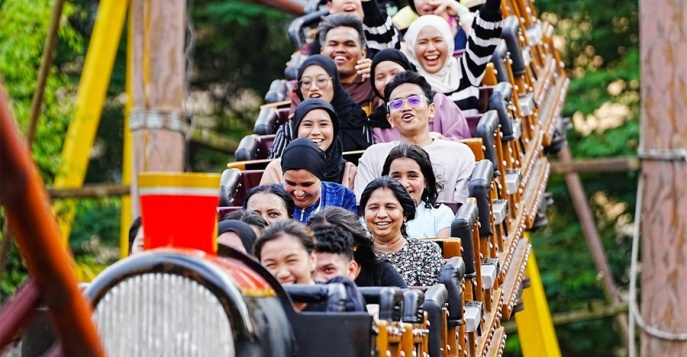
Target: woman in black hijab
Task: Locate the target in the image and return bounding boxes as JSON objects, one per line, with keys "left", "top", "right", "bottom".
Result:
{"left": 217, "top": 219, "right": 257, "bottom": 255}
{"left": 270, "top": 55, "right": 370, "bottom": 158}
{"left": 261, "top": 98, "right": 358, "bottom": 189}
{"left": 295, "top": 55, "right": 370, "bottom": 151}
{"left": 278, "top": 138, "right": 358, "bottom": 223}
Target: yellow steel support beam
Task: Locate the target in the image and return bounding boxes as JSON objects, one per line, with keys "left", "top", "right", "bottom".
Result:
{"left": 119, "top": 5, "right": 134, "bottom": 259}
{"left": 515, "top": 238, "right": 562, "bottom": 357}
{"left": 52, "top": 0, "right": 130, "bottom": 242}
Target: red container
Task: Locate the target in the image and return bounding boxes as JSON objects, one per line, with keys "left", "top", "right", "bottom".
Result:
{"left": 138, "top": 172, "right": 220, "bottom": 254}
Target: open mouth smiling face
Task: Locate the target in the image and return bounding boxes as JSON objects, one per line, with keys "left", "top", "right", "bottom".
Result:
{"left": 414, "top": 26, "right": 448, "bottom": 75}
{"left": 386, "top": 83, "right": 435, "bottom": 136}
{"left": 299, "top": 65, "right": 334, "bottom": 102}
{"left": 321, "top": 26, "right": 365, "bottom": 81}
{"left": 364, "top": 188, "right": 406, "bottom": 241}
{"left": 283, "top": 169, "right": 322, "bottom": 209}
{"left": 297, "top": 109, "right": 335, "bottom": 152}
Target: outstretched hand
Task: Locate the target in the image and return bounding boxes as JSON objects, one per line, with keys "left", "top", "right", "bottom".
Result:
{"left": 356, "top": 58, "right": 373, "bottom": 80}
{"left": 430, "top": 0, "right": 470, "bottom": 18}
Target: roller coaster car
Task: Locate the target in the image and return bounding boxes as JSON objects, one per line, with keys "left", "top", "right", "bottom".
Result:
{"left": 83, "top": 239, "right": 488, "bottom": 357}
{"left": 84, "top": 247, "right": 376, "bottom": 357}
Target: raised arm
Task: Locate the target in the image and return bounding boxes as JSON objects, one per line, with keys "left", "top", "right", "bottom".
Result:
{"left": 460, "top": 0, "right": 503, "bottom": 86}
{"left": 361, "top": 0, "right": 403, "bottom": 54}
{"left": 449, "top": 0, "right": 503, "bottom": 107}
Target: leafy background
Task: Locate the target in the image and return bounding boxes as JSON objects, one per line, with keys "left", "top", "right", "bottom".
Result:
{"left": 0, "top": 0, "right": 639, "bottom": 355}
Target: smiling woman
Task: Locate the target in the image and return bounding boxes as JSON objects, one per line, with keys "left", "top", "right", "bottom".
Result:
{"left": 382, "top": 142, "right": 454, "bottom": 238}
{"left": 253, "top": 220, "right": 317, "bottom": 311}
{"left": 289, "top": 55, "right": 371, "bottom": 152}
{"left": 261, "top": 98, "right": 358, "bottom": 188}
{"left": 359, "top": 176, "right": 445, "bottom": 286}
{"left": 279, "top": 138, "right": 358, "bottom": 223}
{"left": 403, "top": 0, "right": 503, "bottom": 112}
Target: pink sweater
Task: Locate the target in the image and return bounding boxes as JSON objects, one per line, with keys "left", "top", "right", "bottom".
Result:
{"left": 372, "top": 92, "right": 471, "bottom": 143}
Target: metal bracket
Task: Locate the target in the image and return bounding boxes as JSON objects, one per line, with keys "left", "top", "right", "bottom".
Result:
{"left": 464, "top": 301, "right": 484, "bottom": 334}
{"left": 506, "top": 169, "right": 522, "bottom": 195}
{"left": 481, "top": 258, "right": 500, "bottom": 289}
{"left": 130, "top": 110, "right": 188, "bottom": 133}
{"left": 493, "top": 199, "right": 509, "bottom": 225}
{"left": 512, "top": 119, "right": 522, "bottom": 141}
{"left": 519, "top": 93, "right": 535, "bottom": 116}
{"left": 526, "top": 23, "right": 543, "bottom": 45}
{"left": 522, "top": 46, "right": 532, "bottom": 67}
{"left": 638, "top": 148, "right": 687, "bottom": 163}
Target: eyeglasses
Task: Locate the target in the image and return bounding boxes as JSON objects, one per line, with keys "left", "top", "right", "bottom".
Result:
{"left": 299, "top": 77, "right": 332, "bottom": 90}
{"left": 387, "top": 95, "right": 428, "bottom": 112}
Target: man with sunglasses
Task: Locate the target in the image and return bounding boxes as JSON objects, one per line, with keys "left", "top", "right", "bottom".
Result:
{"left": 354, "top": 71, "right": 475, "bottom": 204}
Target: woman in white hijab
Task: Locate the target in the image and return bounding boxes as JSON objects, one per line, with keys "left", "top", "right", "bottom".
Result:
{"left": 403, "top": 0, "right": 504, "bottom": 114}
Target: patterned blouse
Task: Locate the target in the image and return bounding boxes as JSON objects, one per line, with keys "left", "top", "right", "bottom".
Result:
{"left": 376, "top": 237, "right": 445, "bottom": 286}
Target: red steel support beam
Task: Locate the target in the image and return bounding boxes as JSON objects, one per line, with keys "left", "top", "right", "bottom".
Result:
{"left": 0, "top": 279, "right": 41, "bottom": 350}
{"left": 0, "top": 85, "right": 104, "bottom": 357}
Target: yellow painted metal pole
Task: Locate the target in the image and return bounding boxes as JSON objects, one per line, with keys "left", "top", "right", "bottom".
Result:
{"left": 119, "top": 6, "right": 134, "bottom": 259}
{"left": 52, "top": 0, "right": 130, "bottom": 242}
{"left": 515, "top": 237, "right": 562, "bottom": 357}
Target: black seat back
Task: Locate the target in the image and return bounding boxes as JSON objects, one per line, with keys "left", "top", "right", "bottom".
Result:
{"left": 283, "top": 284, "right": 374, "bottom": 357}
{"left": 235, "top": 134, "right": 259, "bottom": 162}
{"left": 402, "top": 290, "right": 424, "bottom": 323}
{"left": 219, "top": 169, "right": 241, "bottom": 207}
{"left": 254, "top": 106, "right": 290, "bottom": 135}
{"left": 489, "top": 82, "right": 515, "bottom": 141}
{"left": 450, "top": 201, "right": 479, "bottom": 279}
{"left": 439, "top": 257, "right": 466, "bottom": 325}
{"left": 501, "top": 15, "right": 526, "bottom": 78}
{"left": 358, "top": 286, "right": 404, "bottom": 322}
{"left": 468, "top": 160, "right": 495, "bottom": 238}
{"left": 283, "top": 284, "right": 347, "bottom": 312}
{"left": 475, "top": 110, "right": 500, "bottom": 177}
{"left": 422, "top": 284, "right": 449, "bottom": 357}
{"left": 287, "top": 8, "right": 329, "bottom": 51}
{"left": 490, "top": 40, "right": 510, "bottom": 83}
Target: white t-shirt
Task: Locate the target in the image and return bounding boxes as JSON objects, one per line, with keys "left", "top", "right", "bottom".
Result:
{"left": 406, "top": 202, "right": 455, "bottom": 238}
{"left": 355, "top": 139, "right": 476, "bottom": 203}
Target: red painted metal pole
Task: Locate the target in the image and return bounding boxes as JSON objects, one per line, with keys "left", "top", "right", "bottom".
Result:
{"left": 0, "top": 85, "right": 105, "bottom": 356}
{"left": 0, "top": 279, "right": 41, "bottom": 350}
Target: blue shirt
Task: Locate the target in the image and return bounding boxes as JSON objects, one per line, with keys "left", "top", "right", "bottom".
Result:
{"left": 287, "top": 181, "right": 358, "bottom": 223}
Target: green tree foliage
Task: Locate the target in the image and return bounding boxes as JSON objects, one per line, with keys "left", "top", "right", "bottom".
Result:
{"left": 184, "top": 1, "right": 294, "bottom": 171}
{"left": 0, "top": 0, "right": 87, "bottom": 300}
{"left": 0, "top": 0, "right": 84, "bottom": 180}
{"left": 191, "top": 0, "right": 293, "bottom": 130}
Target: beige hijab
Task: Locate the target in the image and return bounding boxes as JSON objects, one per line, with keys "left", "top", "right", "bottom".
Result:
{"left": 403, "top": 15, "right": 460, "bottom": 94}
